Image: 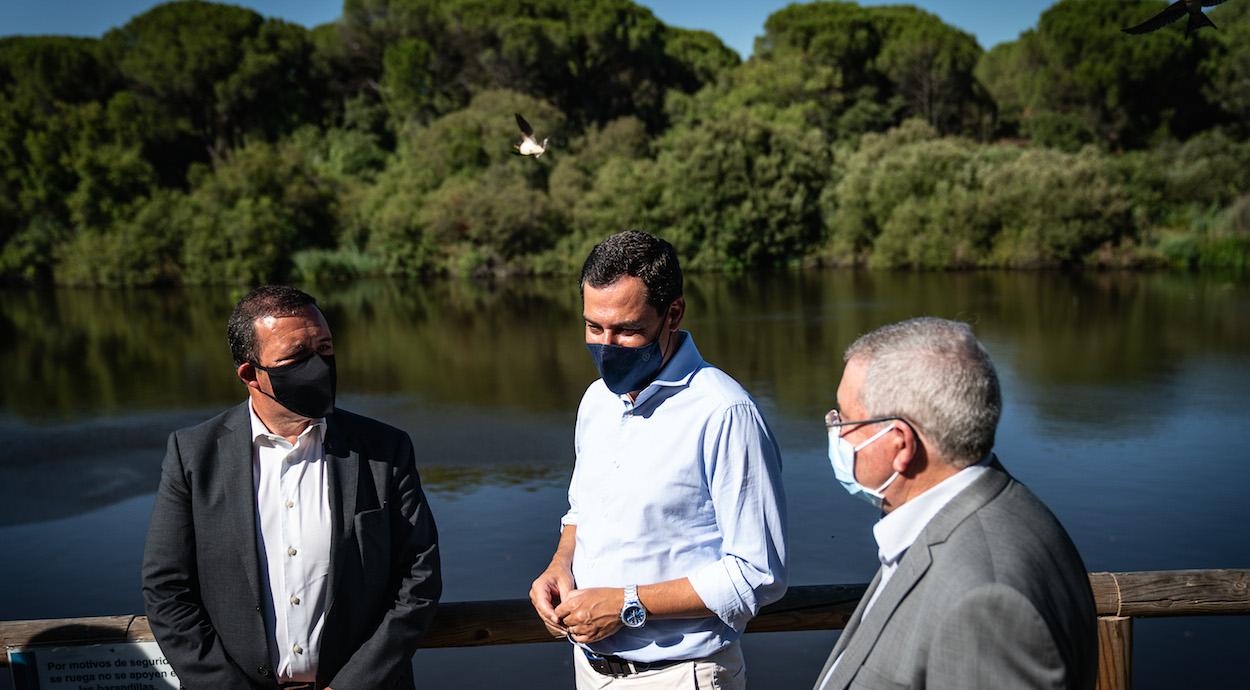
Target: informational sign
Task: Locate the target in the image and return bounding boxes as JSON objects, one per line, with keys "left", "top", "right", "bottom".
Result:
{"left": 7, "top": 641, "right": 177, "bottom": 690}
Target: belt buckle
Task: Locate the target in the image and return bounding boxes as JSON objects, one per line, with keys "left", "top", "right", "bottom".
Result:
{"left": 584, "top": 649, "right": 633, "bottom": 677}
{"left": 610, "top": 657, "right": 634, "bottom": 677}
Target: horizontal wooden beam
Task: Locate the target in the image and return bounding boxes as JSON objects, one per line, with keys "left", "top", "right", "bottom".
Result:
{"left": 1, "top": 570, "right": 1245, "bottom": 667}
{"left": 1088, "top": 569, "right": 1250, "bottom": 617}
{"left": 0, "top": 584, "right": 865, "bottom": 664}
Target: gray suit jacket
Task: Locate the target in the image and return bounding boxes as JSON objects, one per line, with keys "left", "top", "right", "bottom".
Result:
{"left": 142, "top": 403, "right": 442, "bottom": 689}
{"left": 814, "top": 460, "right": 1096, "bottom": 690}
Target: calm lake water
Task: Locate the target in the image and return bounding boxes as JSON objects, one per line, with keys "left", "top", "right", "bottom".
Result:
{"left": 1, "top": 270, "right": 1248, "bottom": 689}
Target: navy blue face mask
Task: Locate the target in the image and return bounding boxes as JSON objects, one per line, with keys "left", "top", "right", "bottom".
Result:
{"left": 585, "top": 318, "right": 673, "bottom": 396}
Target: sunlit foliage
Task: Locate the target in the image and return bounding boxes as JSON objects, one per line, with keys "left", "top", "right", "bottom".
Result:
{"left": 1, "top": 0, "right": 1247, "bottom": 285}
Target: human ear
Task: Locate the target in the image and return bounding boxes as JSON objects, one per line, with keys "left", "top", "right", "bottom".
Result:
{"left": 891, "top": 423, "right": 918, "bottom": 475}
{"left": 237, "top": 362, "right": 260, "bottom": 390}
{"left": 666, "top": 297, "right": 686, "bottom": 332}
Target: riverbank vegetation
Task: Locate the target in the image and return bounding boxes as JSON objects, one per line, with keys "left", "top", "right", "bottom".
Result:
{"left": 2, "top": 0, "right": 1248, "bottom": 285}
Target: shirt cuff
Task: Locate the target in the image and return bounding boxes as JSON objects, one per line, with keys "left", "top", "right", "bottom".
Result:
{"left": 560, "top": 511, "right": 578, "bottom": 529}
{"left": 688, "top": 557, "right": 757, "bottom": 632}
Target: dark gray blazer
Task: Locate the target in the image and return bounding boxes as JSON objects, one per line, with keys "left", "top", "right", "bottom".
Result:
{"left": 142, "top": 403, "right": 442, "bottom": 689}
{"left": 815, "top": 460, "right": 1097, "bottom": 690}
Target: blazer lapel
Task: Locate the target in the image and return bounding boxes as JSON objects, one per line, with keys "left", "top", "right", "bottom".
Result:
{"left": 218, "top": 403, "right": 263, "bottom": 610}
{"left": 323, "top": 412, "right": 357, "bottom": 617}
{"left": 822, "top": 544, "right": 934, "bottom": 689}
{"left": 814, "top": 568, "right": 883, "bottom": 689}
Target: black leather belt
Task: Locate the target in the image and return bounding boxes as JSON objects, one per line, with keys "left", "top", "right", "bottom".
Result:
{"left": 583, "top": 649, "right": 685, "bottom": 677}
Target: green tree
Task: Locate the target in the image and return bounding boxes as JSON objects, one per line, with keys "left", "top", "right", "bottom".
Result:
{"left": 102, "top": 2, "right": 322, "bottom": 157}
{"left": 757, "top": 2, "right": 990, "bottom": 136}
{"left": 663, "top": 27, "right": 740, "bottom": 90}
{"left": 1202, "top": 1, "right": 1250, "bottom": 137}
{"left": 978, "top": 0, "right": 1219, "bottom": 149}
{"left": 179, "top": 140, "right": 338, "bottom": 284}
{"left": 649, "top": 109, "right": 831, "bottom": 269}
{"left": 55, "top": 189, "right": 187, "bottom": 286}
{"left": 343, "top": 0, "right": 732, "bottom": 129}
{"left": 357, "top": 89, "right": 564, "bottom": 276}
{"left": 825, "top": 120, "right": 1133, "bottom": 268}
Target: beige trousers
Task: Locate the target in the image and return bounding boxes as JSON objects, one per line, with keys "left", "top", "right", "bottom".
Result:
{"left": 572, "top": 642, "right": 746, "bottom": 690}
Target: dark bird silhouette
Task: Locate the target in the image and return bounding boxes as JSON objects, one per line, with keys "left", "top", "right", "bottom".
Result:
{"left": 512, "top": 113, "right": 548, "bottom": 158}
{"left": 1122, "top": 0, "right": 1230, "bottom": 37}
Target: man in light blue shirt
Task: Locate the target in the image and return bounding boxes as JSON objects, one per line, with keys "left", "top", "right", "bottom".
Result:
{"left": 528, "top": 230, "right": 787, "bottom": 689}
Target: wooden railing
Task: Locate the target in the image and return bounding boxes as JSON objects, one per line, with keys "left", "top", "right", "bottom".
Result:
{"left": 2, "top": 570, "right": 1246, "bottom": 690}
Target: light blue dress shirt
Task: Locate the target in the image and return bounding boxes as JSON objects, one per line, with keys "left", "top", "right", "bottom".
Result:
{"left": 561, "top": 331, "right": 788, "bottom": 662}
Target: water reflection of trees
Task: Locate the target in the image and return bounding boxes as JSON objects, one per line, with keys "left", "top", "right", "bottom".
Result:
{"left": 2, "top": 271, "right": 1248, "bottom": 524}
{"left": 319, "top": 278, "right": 589, "bottom": 415}
{"left": 688, "top": 270, "right": 1250, "bottom": 429}
{"left": 0, "top": 288, "right": 241, "bottom": 419}
{"left": 2, "top": 272, "right": 1247, "bottom": 428}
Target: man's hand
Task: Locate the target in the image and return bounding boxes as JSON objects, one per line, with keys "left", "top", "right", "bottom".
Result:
{"left": 554, "top": 587, "right": 624, "bottom": 644}
{"left": 530, "top": 559, "right": 575, "bottom": 638}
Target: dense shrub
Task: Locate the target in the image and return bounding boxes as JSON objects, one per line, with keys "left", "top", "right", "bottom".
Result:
{"left": 826, "top": 120, "right": 1133, "bottom": 268}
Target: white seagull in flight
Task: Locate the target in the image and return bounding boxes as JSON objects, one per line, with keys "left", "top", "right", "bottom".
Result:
{"left": 512, "top": 113, "right": 549, "bottom": 158}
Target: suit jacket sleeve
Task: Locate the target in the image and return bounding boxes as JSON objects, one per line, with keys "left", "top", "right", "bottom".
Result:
{"left": 142, "top": 431, "right": 255, "bottom": 687}
{"left": 329, "top": 430, "right": 442, "bottom": 689}
{"left": 926, "top": 584, "right": 1069, "bottom": 689}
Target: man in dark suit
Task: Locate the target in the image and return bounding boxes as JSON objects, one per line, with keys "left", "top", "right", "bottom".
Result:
{"left": 815, "top": 317, "right": 1097, "bottom": 690}
{"left": 142, "top": 285, "right": 441, "bottom": 690}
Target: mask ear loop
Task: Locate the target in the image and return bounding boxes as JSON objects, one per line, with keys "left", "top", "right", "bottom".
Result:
{"left": 853, "top": 423, "right": 896, "bottom": 452}
{"left": 656, "top": 302, "right": 677, "bottom": 362}
{"left": 854, "top": 423, "right": 900, "bottom": 497}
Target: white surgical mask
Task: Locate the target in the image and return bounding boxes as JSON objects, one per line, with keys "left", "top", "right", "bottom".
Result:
{"left": 828, "top": 423, "right": 899, "bottom": 510}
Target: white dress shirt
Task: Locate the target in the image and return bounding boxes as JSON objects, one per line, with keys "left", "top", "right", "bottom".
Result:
{"left": 250, "top": 401, "right": 332, "bottom": 684}
{"left": 562, "top": 332, "right": 788, "bottom": 663}
{"left": 826, "top": 457, "right": 990, "bottom": 679}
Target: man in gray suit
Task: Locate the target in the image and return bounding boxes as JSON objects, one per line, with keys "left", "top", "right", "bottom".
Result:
{"left": 142, "top": 285, "right": 441, "bottom": 689}
{"left": 815, "top": 317, "right": 1096, "bottom": 690}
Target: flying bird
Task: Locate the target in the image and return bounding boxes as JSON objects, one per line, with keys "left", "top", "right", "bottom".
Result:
{"left": 512, "top": 113, "right": 549, "bottom": 158}
{"left": 1122, "top": 0, "right": 1230, "bottom": 37}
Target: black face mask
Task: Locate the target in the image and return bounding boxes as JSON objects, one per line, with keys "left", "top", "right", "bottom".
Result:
{"left": 253, "top": 353, "right": 337, "bottom": 419}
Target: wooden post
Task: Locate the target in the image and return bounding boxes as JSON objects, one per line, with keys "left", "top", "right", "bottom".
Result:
{"left": 1095, "top": 615, "right": 1132, "bottom": 690}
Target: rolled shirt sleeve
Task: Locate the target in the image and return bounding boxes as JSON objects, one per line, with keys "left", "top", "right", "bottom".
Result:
{"left": 688, "top": 402, "right": 789, "bottom": 631}
{"left": 560, "top": 465, "right": 580, "bottom": 529}
{"left": 560, "top": 394, "right": 588, "bottom": 529}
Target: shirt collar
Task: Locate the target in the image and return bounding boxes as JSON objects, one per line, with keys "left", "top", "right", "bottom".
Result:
{"left": 872, "top": 454, "right": 992, "bottom": 566}
{"left": 625, "top": 331, "right": 704, "bottom": 406}
{"left": 248, "top": 398, "right": 325, "bottom": 447}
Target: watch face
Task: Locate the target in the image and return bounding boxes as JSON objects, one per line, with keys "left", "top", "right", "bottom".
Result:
{"left": 621, "top": 604, "right": 646, "bottom": 628}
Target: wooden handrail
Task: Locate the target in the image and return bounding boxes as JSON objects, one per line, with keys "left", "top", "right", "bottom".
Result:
{"left": 1088, "top": 569, "right": 1249, "bottom": 617}
{"left": 1, "top": 570, "right": 1246, "bottom": 671}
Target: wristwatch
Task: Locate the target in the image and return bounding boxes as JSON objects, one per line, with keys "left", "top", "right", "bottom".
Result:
{"left": 620, "top": 584, "right": 647, "bottom": 628}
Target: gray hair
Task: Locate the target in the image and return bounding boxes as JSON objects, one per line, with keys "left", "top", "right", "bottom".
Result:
{"left": 844, "top": 317, "right": 1001, "bottom": 468}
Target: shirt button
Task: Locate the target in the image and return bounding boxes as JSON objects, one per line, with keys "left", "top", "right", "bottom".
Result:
{"left": 287, "top": 546, "right": 297, "bottom": 557}
{"left": 290, "top": 595, "right": 300, "bottom": 605}
{"left": 285, "top": 500, "right": 295, "bottom": 509}
{"left": 292, "top": 643, "right": 302, "bottom": 654}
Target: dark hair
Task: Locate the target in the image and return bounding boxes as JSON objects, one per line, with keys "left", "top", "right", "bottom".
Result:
{"left": 227, "top": 286, "right": 319, "bottom": 366}
{"left": 579, "top": 230, "right": 683, "bottom": 313}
